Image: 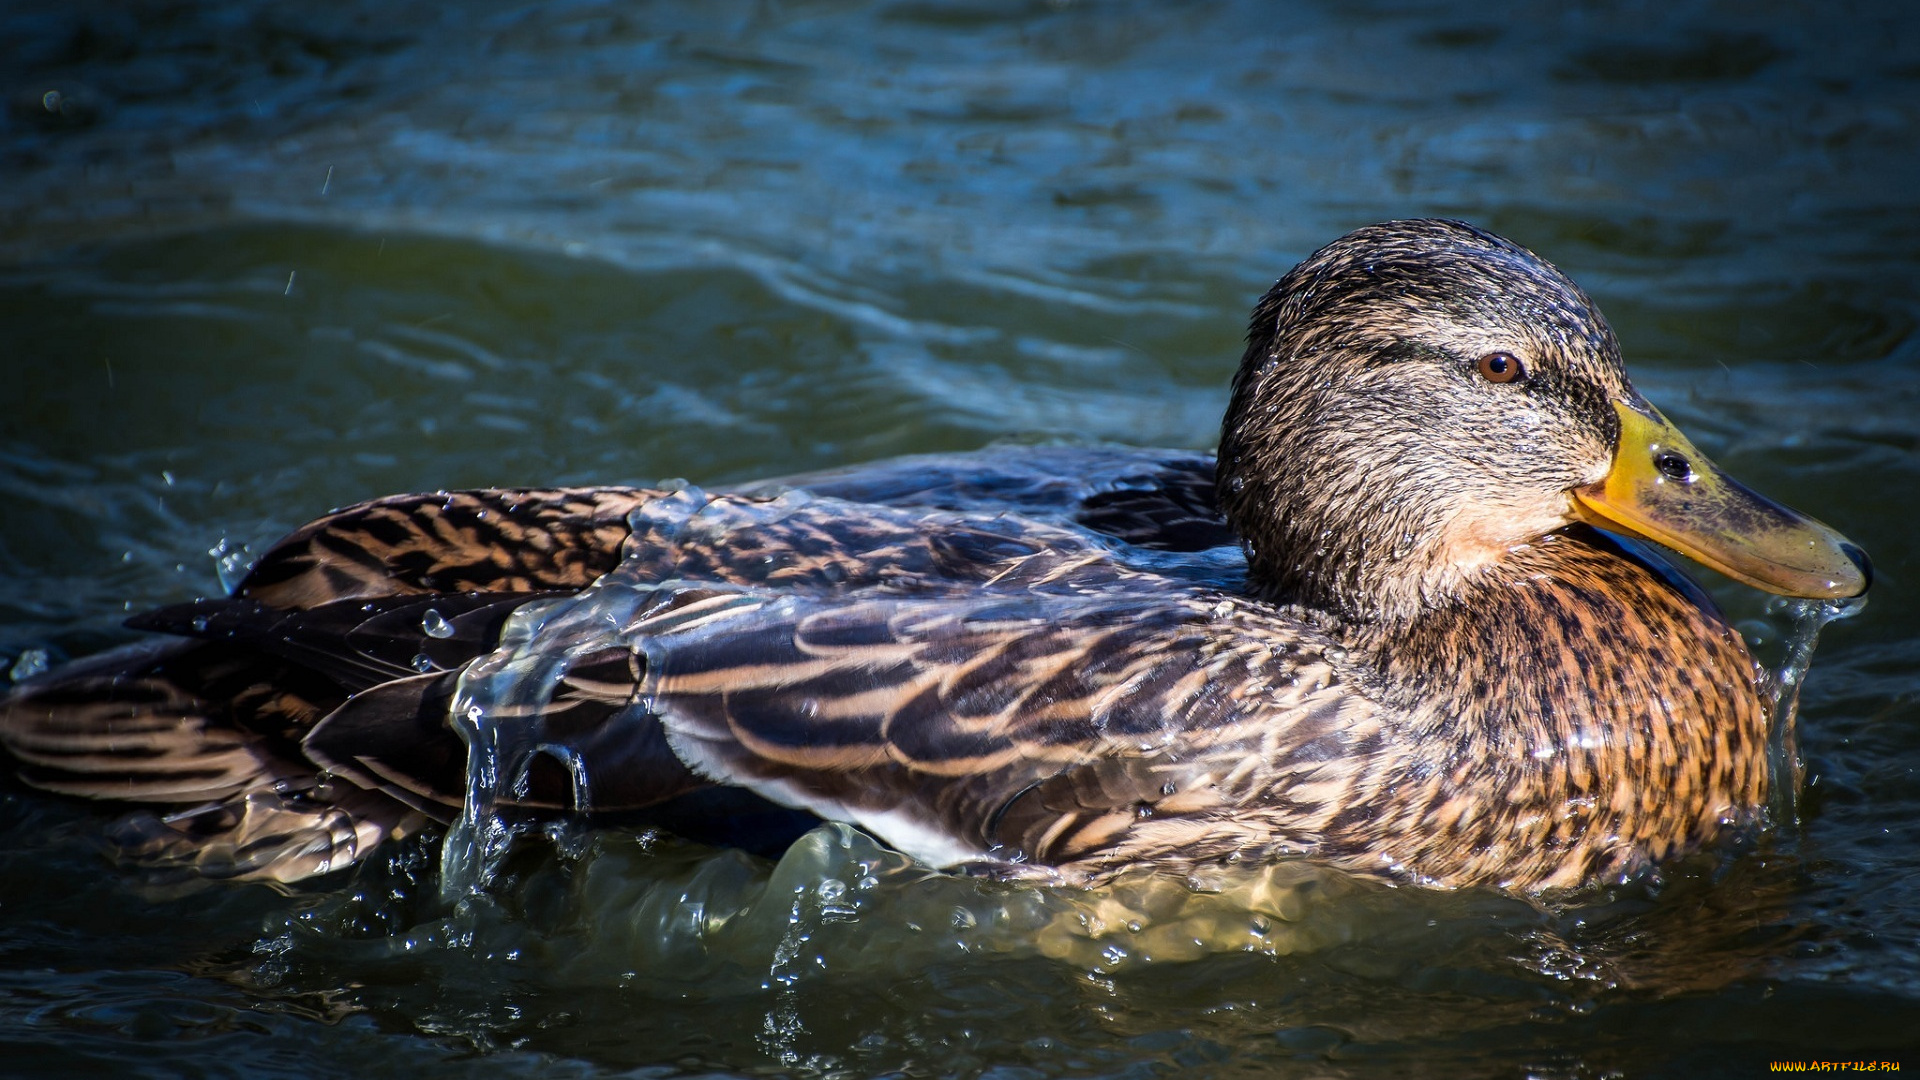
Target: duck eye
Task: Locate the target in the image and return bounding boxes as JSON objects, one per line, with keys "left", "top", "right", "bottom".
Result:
{"left": 1475, "top": 352, "right": 1525, "bottom": 384}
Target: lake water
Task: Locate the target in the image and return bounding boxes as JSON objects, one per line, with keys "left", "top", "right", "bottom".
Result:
{"left": 2, "top": 1, "right": 1917, "bottom": 1076}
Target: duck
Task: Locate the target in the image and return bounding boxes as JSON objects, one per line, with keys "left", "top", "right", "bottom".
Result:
{"left": 0, "top": 219, "right": 1870, "bottom": 893}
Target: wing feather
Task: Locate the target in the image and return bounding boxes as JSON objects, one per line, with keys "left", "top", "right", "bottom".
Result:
{"left": 2, "top": 447, "right": 1277, "bottom": 883}
{"left": 237, "top": 488, "right": 651, "bottom": 609}
{"left": 626, "top": 581, "right": 1365, "bottom": 878}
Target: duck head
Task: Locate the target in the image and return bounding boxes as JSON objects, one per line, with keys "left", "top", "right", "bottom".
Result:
{"left": 1217, "top": 219, "right": 1869, "bottom": 623}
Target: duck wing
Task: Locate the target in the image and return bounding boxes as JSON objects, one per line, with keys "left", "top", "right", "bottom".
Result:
{"left": 0, "top": 587, "right": 722, "bottom": 881}
{"left": 3, "top": 479, "right": 687, "bottom": 879}
{"left": 226, "top": 445, "right": 1232, "bottom": 614}
{"left": 120, "top": 591, "right": 708, "bottom": 815}
{"left": 234, "top": 487, "right": 652, "bottom": 610}
{"left": 125, "top": 591, "right": 548, "bottom": 692}
{"left": 617, "top": 573, "right": 1365, "bottom": 881}
{"left": 2, "top": 450, "right": 1252, "bottom": 883}
{"left": 744, "top": 444, "right": 1233, "bottom": 552}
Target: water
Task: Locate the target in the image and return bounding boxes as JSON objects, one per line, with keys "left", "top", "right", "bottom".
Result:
{"left": 1761, "top": 596, "right": 1873, "bottom": 827}
{"left": 3, "top": 1, "right": 1919, "bottom": 1076}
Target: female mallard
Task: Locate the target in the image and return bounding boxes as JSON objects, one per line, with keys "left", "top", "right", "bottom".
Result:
{"left": 0, "top": 219, "right": 1869, "bottom": 892}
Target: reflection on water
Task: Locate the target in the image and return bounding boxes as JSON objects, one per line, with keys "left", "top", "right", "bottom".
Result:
{"left": 3, "top": 0, "right": 1918, "bottom": 1077}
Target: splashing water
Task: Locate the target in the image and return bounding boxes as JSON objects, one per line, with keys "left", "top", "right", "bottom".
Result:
{"left": 334, "top": 821, "right": 1410, "bottom": 995}
{"left": 440, "top": 586, "right": 658, "bottom": 901}
{"left": 1760, "top": 593, "right": 1869, "bottom": 825}
{"left": 438, "top": 485, "right": 733, "bottom": 901}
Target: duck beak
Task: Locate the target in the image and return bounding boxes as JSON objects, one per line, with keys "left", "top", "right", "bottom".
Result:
{"left": 1572, "top": 398, "right": 1870, "bottom": 599}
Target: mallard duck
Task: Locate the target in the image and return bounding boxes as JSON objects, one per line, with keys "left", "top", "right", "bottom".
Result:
{"left": 0, "top": 219, "right": 1869, "bottom": 892}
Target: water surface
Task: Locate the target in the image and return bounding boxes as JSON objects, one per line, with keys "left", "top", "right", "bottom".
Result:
{"left": 2, "top": 2, "right": 1918, "bottom": 1076}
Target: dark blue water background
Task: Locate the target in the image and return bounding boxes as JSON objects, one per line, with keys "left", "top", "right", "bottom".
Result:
{"left": 1, "top": 2, "right": 1917, "bottom": 1076}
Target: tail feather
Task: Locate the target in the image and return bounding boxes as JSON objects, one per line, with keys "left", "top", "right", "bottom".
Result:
{"left": 3, "top": 604, "right": 721, "bottom": 882}
{"left": 3, "top": 641, "right": 302, "bottom": 803}
{"left": 1, "top": 639, "right": 418, "bottom": 882}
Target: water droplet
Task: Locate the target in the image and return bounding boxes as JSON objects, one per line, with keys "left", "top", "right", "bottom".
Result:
{"left": 815, "top": 878, "right": 847, "bottom": 902}
{"left": 1228, "top": 475, "right": 1246, "bottom": 494}
{"left": 191, "top": 615, "right": 211, "bottom": 632}
{"left": 421, "top": 609, "right": 455, "bottom": 639}
{"left": 8, "top": 648, "right": 49, "bottom": 682}
{"left": 1160, "top": 781, "right": 1178, "bottom": 796}
{"left": 207, "top": 538, "right": 254, "bottom": 592}
{"left": 950, "top": 907, "right": 976, "bottom": 931}
{"left": 411, "top": 653, "right": 436, "bottom": 673}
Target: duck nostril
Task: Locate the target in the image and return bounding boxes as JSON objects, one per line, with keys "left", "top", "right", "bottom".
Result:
{"left": 1653, "top": 451, "right": 1694, "bottom": 483}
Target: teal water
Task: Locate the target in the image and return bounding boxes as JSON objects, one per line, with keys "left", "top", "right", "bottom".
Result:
{"left": 2, "top": 2, "right": 1918, "bottom": 1076}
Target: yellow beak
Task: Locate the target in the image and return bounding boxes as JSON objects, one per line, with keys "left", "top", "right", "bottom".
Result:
{"left": 1572, "top": 399, "right": 1870, "bottom": 599}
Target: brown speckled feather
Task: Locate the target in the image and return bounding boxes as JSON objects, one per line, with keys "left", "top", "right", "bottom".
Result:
{"left": 606, "top": 525, "right": 1762, "bottom": 889}
{"left": 0, "top": 454, "right": 1225, "bottom": 882}
{"left": 235, "top": 487, "right": 652, "bottom": 609}
{"left": 628, "top": 580, "right": 1352, "bottom": 879}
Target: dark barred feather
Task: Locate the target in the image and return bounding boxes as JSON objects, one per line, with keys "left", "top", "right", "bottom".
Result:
{"left": 2, "top": 447, "right": 1237, "bottom": 883}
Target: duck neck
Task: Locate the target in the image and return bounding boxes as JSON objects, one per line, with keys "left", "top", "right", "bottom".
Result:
{"left": 1226, "top": 461, "right": 1498, "bottom": 629}
{"left": 1332, "top": 528, "right": 1773, "bottom": 887}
